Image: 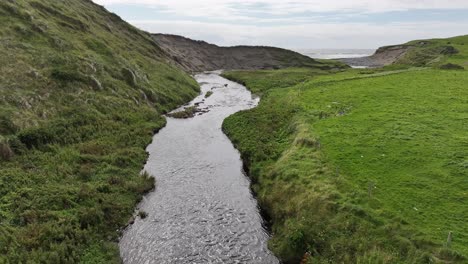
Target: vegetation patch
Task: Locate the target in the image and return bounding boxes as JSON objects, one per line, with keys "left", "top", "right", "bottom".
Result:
{"left": 440, "top": 63, "right": 465, "bottom": 70}
{"left": 205, "top": 91, "right": 213, "bottom": 98}
{"left": 394, "top": 36, "right": 467, "bottom": 67}
{"left": 51, "top": 68, "right": 88, "bottom": 83}
{"left": 167, "top": 106, "right": 200, "bottom": 119}
{"left": 138, "top": 211, "right": 148, "bottom": 219}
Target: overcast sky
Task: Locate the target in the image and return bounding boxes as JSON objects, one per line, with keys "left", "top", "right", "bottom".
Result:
{"left": 92, "top": 0, "right": 468, "bottom": 50}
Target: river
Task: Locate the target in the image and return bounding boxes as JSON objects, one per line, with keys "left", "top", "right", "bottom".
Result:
{"left": 119, "top": 71, "right": 279, "bottom": 264}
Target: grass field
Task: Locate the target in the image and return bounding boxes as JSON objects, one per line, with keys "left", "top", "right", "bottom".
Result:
{"left": 222, "top": 35, "right": 468, "bottom": 263}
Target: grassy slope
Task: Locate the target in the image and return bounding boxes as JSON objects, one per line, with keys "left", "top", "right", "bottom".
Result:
{"left": 222, "top": 35, "right": 468, "bottom": 263}
{"left": 0, "top": 0, "right": 199, "bottom": 263}
{"left": 393, "top": 35, "right": 468, "bottom": 67}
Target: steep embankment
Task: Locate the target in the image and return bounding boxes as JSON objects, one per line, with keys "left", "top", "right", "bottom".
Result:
{"left": 222, "top": 35, "right": 468, "bottom": 263}
{"left": 0, "top": 0, "right": 199, "bottom": 263}
{"left": 340, "top": 45, "right": 411, "bottom": 67}
{"left": 341, "top": 36, "right": 463, "bottom": 67}
{"left": 153, "top": 34, "right": 345, "bottom": 72}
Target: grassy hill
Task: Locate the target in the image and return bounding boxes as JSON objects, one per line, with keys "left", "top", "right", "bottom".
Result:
{"left": 341, "top": 35, "right": 468, "bottom": 68}
{"left": 222, "top": 35, "right": 468, "bottom": 263}
{"left": 393, "top": 35, "right": 468, "bottom": 67}
{"left": 0, "top": 0, "right": 199, "bottom": 262}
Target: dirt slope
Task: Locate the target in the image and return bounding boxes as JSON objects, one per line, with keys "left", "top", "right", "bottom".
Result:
{"left": 153, "top": 34, "right": 338, "bottom": 72}
{"left": 340, "top": 45, "right": 411, "bottom": 67}
{"left": 340, "top": 37, "right": 464, "bottom": 68}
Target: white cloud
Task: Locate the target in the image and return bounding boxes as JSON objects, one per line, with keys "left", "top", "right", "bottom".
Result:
{"left": 91, "top": 0, "right": 468, "bottom": 48}
{"left": 93, "top": 0, "right": 468, "bottom": 15}
{"left": 129, "top": 19, "right": 468, "bottom": 49}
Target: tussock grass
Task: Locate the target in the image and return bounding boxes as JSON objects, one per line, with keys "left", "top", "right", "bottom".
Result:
{"left": 167, "top": 106, "right": 198, "bottom": 119}
{"left": 138, "top": 211, "right": 148, "bottom": 219}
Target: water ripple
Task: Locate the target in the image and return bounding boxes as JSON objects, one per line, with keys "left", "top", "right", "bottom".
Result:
{"left": 120, "top": 72, "right": 278, "bottom": 264}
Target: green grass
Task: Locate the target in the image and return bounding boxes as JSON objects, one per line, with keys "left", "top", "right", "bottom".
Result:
{"left": 166, "top": 106, "right": 198, "bottom": 119}
{"left": 222, "top": 36, "right": 468, "bottom": 263}
{"left": 205, "top": 91, "right": 213, "bottom": 98}
{"left": 392, "top": 35, "right": 468, "bottom": 68}
{"left": 0, "top": 0, "right": 199, "bottom": 262}
{"left": 223, "top": 67, "right": 347, "bottom": 95}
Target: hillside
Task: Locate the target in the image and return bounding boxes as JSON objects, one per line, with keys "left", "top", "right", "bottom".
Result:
{"left": 0, "top": 0, "right": 199, "bottom": 262}
{"left": 340, "top": 45, "right": 410, "bottom": 67}
{"left": 153, "top": 34, "right": 346, "bottom": 72}
{"left": 341, "top": 35, "right": 467, "bottom": 68}
{"left": 222, "top": 35, "right": 468, "bottom": 263}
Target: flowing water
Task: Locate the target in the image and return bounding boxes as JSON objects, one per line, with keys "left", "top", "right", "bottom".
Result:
{"left": 120, "top": 71, "right": 279, "bottom": 264}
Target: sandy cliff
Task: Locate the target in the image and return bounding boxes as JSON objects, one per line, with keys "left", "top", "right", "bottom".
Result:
{"left": 153, "top": 34, "right": 335, "bottom": 72}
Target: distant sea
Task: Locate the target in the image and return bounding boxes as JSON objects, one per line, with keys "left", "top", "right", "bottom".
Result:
{"left": 296, "top": 49, "right": 375, "bottom": 59}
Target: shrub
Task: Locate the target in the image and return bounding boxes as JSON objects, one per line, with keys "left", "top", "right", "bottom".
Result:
{"left": 138, "top": 210, "right": 148, "bottom": 219}
{"left": 440, "top": 46, "right": 459, "bottom": 55}
{"left": 0, "top": 112, "right": 18, "bottom": 134}
{"left": 7, "top": 136, "right": 26, "bottom": 155}
{"left": 79, "top": 207, "right": 104, "bottom": 229}
{"left": 440, "top": 63, "right": 464, "bottom": 70}
{"left": 51, "top": 68, "right": 87, "bottom": 83}
{"left": 18, "top": 126, "right": 54, "bottom": 148}
{"left": 132, "top": 171, "right": 155, "bottom": 194}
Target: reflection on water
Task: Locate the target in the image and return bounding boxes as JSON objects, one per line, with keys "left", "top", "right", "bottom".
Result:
{"left": 120, "top": 72, "right": 279, "bottom": 264}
